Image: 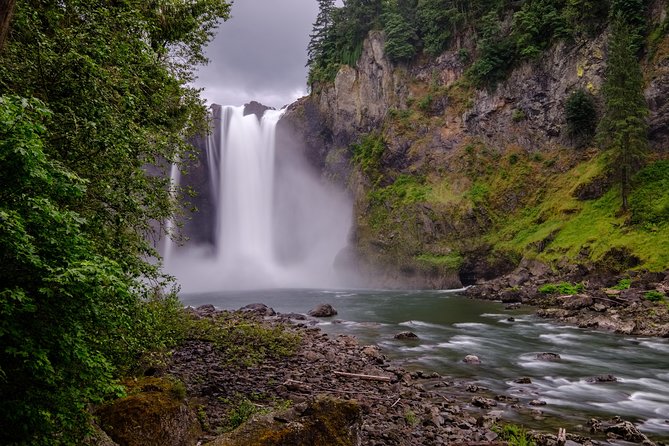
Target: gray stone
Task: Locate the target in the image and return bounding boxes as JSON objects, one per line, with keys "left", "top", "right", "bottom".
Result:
{"left": 394, "top": 331, "right": 419, "bottom": 340}
{"left": 308, "top": 303, "right": 338, "bottom": 317}
{"left": 463, "top": 355, "right": 481, "bottom": 364}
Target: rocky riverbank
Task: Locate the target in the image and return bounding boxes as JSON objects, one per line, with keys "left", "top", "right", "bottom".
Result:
{"left": 466, "top": 259, "right": 669, "bottom": 337}
{"left": 91, "top": 302, "right": 669, "bottom": 446}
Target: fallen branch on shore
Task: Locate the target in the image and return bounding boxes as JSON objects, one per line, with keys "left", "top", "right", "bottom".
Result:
{"left": 333, "top": 371, "right": 392, "bottom": 382}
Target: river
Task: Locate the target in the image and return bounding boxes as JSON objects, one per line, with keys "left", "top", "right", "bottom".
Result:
{"left": 180, "top": 288, "right": 669, "bottom": 441}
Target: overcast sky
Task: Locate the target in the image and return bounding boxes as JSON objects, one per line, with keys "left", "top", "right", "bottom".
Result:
{"left": 192, "top": 0, "right": 320, "bottom": 109}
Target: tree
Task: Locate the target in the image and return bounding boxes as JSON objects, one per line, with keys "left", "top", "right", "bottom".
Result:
{"left": 599, "top": 15, "right": 649, "bottom": 211}
{"left": 382, "top": 0, "right": 418, "bottom": 62}
{"left": 565, "top": 88, "right": 598, "bottom": 145}
{"left": 0, "top": 0, "right": 15, "bottom": 48}
{"left": 416, "top": 0, "right": 461, "bottom": 56}
{"left": 0, "top": 0, "right": 230, "bottom": 443}
{"left": 307, "top": 0, "right": 336, "bottom": 68}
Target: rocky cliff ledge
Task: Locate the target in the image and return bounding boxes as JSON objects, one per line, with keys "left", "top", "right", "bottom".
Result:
{"left": 279, "top": 2, "right": 669, "bottom": 289}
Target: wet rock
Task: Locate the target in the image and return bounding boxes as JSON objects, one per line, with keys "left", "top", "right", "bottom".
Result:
{"left": 96, "top": 377, "right": 200, "bottom": 446}
{"left": 471, "top": 397, "right": 497, "bottom": 409}
{"left": 240, "top": 303, "right": 276, "bottom": 316}
{"left": 536, "top": 352, "right": 561, "bottom": 361}
{"left": 394, "top": 331, "right": 419, "bottom": 340}
{"left": 561, "top": 294, "right": 593, "bottom": 310}
{"left": 308, "top": 304, "right": 338, "bottom": 317}
{"left": 463, "top": 355, "right": 481, "bottom": 364}
{"left": 514, "top": 377, "right": 532, "bottom": 384}
{"left": 505, "top": 303, "right": 522, "bottom": 310}
{"left": 586, "top": 374, "right": 617, "bottom": 383}
{"left": 507, "top": 317, "right": 516, "bottom": 322}
{"left": 206, "top": 397, "right": 362, "bottom": 446}
{"left": 589, "top": 417, "right": 655, "bottom": 445}
{"left": 529, "top": 400, "right": 547, "bottom": 406}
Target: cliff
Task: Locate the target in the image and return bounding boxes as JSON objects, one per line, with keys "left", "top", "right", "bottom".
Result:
{"left": 279, "top": 3, "right": 669, "bottom": 289}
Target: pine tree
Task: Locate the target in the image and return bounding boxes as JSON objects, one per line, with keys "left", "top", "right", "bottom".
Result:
{"left": 383, "top": 0, "right": 417, "bottom": 62}
{"left": 599, "top": 15, "right": 649, "bottom": 211}
{"left": 307, "top": 0, "right": 336, "bottom": 68}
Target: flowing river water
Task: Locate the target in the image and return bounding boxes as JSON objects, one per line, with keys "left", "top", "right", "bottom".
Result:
{"left": 180, "top": 288, "right": 669, "bottom": 441}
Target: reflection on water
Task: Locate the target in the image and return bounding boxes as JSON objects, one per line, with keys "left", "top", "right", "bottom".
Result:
{"left": 180, "top": 288, "right": 669, "bottom": 439}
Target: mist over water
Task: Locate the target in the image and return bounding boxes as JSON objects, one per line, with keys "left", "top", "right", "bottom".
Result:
{"left": 166, "top": 105, "right": 353, "bottom": 291}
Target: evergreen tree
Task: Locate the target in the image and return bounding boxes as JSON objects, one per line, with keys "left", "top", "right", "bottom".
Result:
{"left": 382, "top": 0, "right": 418, "bottom": 62}
{"left": 565, "top": 88, "right": 598, "bottom": 145}
{"left": 307, "top": 0, "right": 335, "bottom": 68}
{"left": 599, "top": 15, "right": 649, "bottom": 211}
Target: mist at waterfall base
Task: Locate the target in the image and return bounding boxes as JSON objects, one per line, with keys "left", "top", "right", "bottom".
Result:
{"left": 165, "top": 105, "right": 354, "bottom": 292}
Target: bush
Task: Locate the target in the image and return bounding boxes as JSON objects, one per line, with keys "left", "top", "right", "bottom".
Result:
{"left": 644, "top": 290, "right": 666, "bottom": 302}
{"left": 538, "top": 282, "right": 584, "bottom": 294}
{"left": 611, "top": 277, "right": 631, "bottom": 290}
{"left": 565, "top": 89, "right": 597, "bottom": 144}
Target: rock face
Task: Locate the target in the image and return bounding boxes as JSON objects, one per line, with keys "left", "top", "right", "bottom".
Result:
{"left": 205, "top": 397, "right": 362, "bottom": 446}
{"left": 96, "top": 377, "right": 200, "bottom": 446}
{"left": 279, "top": 2, "right": 669, "bottom": 288}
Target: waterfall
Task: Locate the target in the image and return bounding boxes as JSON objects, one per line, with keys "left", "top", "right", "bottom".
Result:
{"left": 166, "top": 105, "right": 353, "bottom": 291}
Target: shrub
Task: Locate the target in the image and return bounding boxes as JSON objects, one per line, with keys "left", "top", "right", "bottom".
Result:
{"left": 538, "top": 282, "right": 584, "bottom": 294}
{"left": 611, "top": 278, "right": 631, "bottom": 290}
{"left": 644, "top": 290, "right": 666, "bottom": 302}
{"left": 565, "top": 89, "right": 597, "bottom": 144}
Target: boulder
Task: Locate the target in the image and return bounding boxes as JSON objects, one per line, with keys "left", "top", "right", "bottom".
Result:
{"left": 590, "top": 417, "right": 655, "bottom": 445}
{"left": 586, "top": 374, "right": 617, "bottom": 383}
{"left": 394, "top": 331, "right": 419, "bottom": 340}
{"left": 535, "top": 352, "right": 561, "bottom": 361}
{"left": 463, "top": 355, "right": 481, "bottom": 364}
{"left": 240, "top": 303, "right": 276, "bottom": 316}
{"left": 97, "top": 377, "right": 200, "bottom": 446}
{"left": 205, "top": 397, "right": 362, "bottom": 446}
{"left": 308, "top": 304, "right": 338, "bottom": 317}
{"left": 561, "top": 294, "right": 593, "bottom": 310}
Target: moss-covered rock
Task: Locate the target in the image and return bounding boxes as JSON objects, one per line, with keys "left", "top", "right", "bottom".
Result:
{"left": 96, "top": 377, "right": 200, "bottom": 446}
{"left": 205, "top": 397, "right": 362, "bottom": 446}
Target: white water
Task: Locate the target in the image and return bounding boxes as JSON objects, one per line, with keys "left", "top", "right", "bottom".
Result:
{"left": 166, "top": 105, "right": 353, "bottom": 291}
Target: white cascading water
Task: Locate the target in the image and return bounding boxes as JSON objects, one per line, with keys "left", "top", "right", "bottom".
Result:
{"left": 166, "top": 105, "right": 353, "bottom": 291}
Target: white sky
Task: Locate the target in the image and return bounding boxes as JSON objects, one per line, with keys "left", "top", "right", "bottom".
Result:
{"left": 192, "top": 0, "right": 320, "bottom": 109}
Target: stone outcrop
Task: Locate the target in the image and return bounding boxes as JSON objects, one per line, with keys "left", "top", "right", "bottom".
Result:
{"left": 96, "top": 377, "right": 201, "bottom": 446}
{"left": 205, "top": 397, "right": 362, "bottom": 446}
{"left": 279, "top": 1, "right": 669, "bottom": 288}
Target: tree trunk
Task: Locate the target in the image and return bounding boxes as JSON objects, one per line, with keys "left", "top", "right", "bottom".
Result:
{"left": 0, "top": 0, "right": 16, "bottom": 50}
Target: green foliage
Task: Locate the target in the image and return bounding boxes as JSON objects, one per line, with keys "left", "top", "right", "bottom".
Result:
{"left": 466, "top": 11, "right": 516, "bottom": 87}
{"left": 0, "top": 0, "right": 230, "bottom": 443}
{"left": 404, "top": 409, "right": 419, "bottom": 426}
{"left": 383, "top": 1, "right": 418, "bottom": 62}
{"left": 0, "top": 95, "right": 127, "bottom": 444}
{"left": 565, "top": 89, "right": 598, "bottom": 144}
{"left": 189, "top": 313, "right": 301, "bottom": 367}
{"left": 644, "top": 290, "right": 666, "bottom": 302}
{"left": 538, "top": 282, "right": 585, "bottom": 294}
{"left": 370, "top": 175, "right": 430, "bottom": 206}
{"left": 307, "top": 0, "right": 383, "bottom": 85}
{"left": 512, "top": 109, "right": 526, "bottom": 122}
{"left": 494, "top": 424, "right": 536, "bottom": 446}
{"left": 598, "top": 15, "right": 649, "bottom": 211}
{"left": 629, "top": 160, "right": 669, "bottom": 226}
{"left": 416, "top": 0, "right": 460, "bottom": 56}
{"left": 611, "top": 277, "right": 632, "bottom": 290}
{"left": 225, "top": 398, "right": 261, "bottom": 431}
{"left": 564, "top": 0, "right": 610, "bottom": 35}
{"left": 512, "top": 0, "right": 571, "bottom": 60}
{"left": 415, "top": 253, "right": 463, "bottom": 270}
{"left": 352, "top": 133, "right": 386, "bottom": 175}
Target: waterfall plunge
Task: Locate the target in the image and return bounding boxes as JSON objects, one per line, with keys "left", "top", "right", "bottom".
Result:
{"left": 166, "top": 105, "right": 353, "bottom": 292}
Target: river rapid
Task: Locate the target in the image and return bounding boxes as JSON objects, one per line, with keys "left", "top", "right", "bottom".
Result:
{"left": 181, "top": 288, "right": 669, "bottom": 441}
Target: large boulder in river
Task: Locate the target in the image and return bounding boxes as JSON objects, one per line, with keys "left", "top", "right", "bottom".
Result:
{"left": 96, "top": 377, "right": 200, "bottom": 446}
{"left": 463, "top": 355, "right": 481, "bottom": 364}
{"left": 308, "top": 303, "right": 338, "bottom": 317}
{"left": 205, "top": 397, "right": 362, "bottom": 446}
{"left": 394, "top": 331, "right": 419, "bottom": 340}
{"left": 536, "top": 352, "right": 561, "bottom": 361}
